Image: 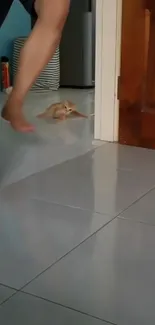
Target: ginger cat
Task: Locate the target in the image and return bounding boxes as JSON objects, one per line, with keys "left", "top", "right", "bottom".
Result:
{"left": 37, "top": 100, "right": 88, "bottom": 120}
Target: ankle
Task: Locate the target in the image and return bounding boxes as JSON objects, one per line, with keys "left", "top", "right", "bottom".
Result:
{"left": 7, "top": 92, "right": 24, "bottom": 105}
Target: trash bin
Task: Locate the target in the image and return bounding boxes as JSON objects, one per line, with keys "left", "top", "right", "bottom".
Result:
{"left": 12, "top": 37, "right": 60, "bottom": 92}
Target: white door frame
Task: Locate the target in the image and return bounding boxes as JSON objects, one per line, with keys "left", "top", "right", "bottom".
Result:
{"left": 94, "top": 0, "right": 122, "bottom": 142}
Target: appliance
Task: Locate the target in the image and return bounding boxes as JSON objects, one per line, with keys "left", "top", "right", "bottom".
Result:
{"left": 60, "top": 0, "right": 95, "bottom": 88}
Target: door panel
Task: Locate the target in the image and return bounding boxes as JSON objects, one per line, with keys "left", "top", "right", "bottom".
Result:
{"left": 119, "top": 0, "right": 155, "bottom": 148}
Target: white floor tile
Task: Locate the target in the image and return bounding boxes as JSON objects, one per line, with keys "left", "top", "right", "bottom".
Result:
{"left": 0, "top": 196, "right": 112, "bottom": 288}
{"left": 25, "top": 218, "right": 155, "bottom": 325}
{"left": 2, "top": 144, "right": 154, "bottom": 217}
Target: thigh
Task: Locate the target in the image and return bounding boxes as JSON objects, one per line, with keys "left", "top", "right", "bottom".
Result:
{"left": 0, "top": 0, "right": 14, "bottom": 28}
{"left": 34, "top": 0, "right": 70, "bottom": 24}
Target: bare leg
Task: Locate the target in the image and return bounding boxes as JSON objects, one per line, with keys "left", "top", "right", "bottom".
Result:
{"left": 2, "top": 0, "right": 70, "bottom": 132}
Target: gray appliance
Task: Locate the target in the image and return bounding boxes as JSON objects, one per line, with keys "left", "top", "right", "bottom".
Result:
{"left": 60, "top": 0, "right": 96, "bottom": 88}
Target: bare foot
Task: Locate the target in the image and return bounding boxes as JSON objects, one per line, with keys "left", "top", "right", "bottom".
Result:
{"left": 1, "top": 104, "right": 35, "bottom": 133}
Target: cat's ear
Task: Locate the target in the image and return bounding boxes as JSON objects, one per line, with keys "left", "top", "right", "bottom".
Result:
{"left": 47, "top": 104, "right": 53, "bottom": 111}
{"left": 70, "top": 102, "right": 76, "bottom": 111}
{"left": 67, "top": 100, "right": 75, "bottom": 108}
{"left": 63, "top": 100, "right": 69, "bottom": 108}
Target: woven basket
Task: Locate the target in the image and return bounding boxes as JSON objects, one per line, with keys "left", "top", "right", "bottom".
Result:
{"left": 12, "top": 37, "right": 60, "bottom": 92}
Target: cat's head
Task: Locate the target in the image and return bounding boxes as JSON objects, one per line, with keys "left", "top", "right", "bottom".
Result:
{"left": 63, "top": 100, "right": 76, "bottom": 115}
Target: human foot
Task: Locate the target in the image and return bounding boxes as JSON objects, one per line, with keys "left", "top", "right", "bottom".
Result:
{"left": 1, "top": 105, "right": 35, "bottom": 133}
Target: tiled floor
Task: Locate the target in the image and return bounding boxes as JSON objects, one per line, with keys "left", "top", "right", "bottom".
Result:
{"left": 1, "top": 91, "right": 155, "bottom": 324}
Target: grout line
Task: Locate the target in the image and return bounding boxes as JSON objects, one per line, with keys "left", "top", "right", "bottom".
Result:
{"left": 0, "top": 188, "right": 153, "bottom": 321}
{"left": 0, "top": 283, "right": 18, "bottom": 291}
{"left": 17, "top": 217, "right": 117, "bottom": 291}
{"left": 31, "top": 197, "right": 115, "bottom": 218}
{"left": 1, "top": 177, "right": 154, "bottom": 306}
{"left": 117, "top": 215, "right": 155, "bottom": 227}
{"left": 30, "top": 178, "right": 155, "bottom": 219}
{"left": 116, "top": 186, "right": 155, "bottom": 217}
{"left": 24, "top": 292, "right": 117, "bottom": 325}
{"left": 31, "top": 184, "right": 155, "bottom": 220}
{"left": 0, "top": 147, "right": 154, "bottom": 323}
{"left": 0, "top": 177, "right": 154, "bottom": 294}
{"left": 5, "top": 290, "right": 117, "bottom": 325}
{"left": 0, "top": 291, "right": 18, "bottom": 307}
{"left": 0, "top": 216, "right": 118, "bottom": 309}
{"left": 0, "top": 283, "right": 21, "bottom": 307}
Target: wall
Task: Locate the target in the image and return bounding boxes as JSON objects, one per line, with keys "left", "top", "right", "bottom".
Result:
{"left": 0, "top": 0, "right": 30, "bottom": 60}
{"left": 92, "top": 0, "right": 96, "bottom": 82}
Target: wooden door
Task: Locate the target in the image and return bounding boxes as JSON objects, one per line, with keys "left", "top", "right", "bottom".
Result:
{"left": 119, "top": 0, "right": 155, "bottom": 148}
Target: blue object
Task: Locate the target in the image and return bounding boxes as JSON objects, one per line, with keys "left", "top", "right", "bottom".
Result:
{"left": 0, "top": 0, "right": 30, "bottom": 60}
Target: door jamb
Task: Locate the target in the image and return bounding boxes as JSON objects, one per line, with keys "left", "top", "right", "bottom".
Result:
{"left": 94, "top": 0, "right": 122, "bottom": 142}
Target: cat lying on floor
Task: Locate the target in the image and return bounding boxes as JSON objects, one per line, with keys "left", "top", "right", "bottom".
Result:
{"left": 37, "top": 100, "right": 88, "bottom": 120}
